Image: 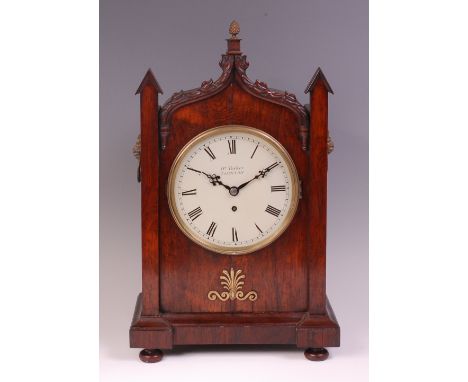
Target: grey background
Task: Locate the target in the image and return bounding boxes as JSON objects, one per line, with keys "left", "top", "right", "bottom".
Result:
{"left": 100, "top": 0, "right": 368, "bottom": 379}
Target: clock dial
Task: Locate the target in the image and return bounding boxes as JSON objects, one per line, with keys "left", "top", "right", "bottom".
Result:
{"left": 167, "top": 125, "right": 299, "bottom": 255}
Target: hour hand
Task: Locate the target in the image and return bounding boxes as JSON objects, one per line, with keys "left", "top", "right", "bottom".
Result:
{"left": 186, "top": 167, "right": 231, "bottom": 190}
{"left": 207, "top": 174, "right": 231, "bottom": 190}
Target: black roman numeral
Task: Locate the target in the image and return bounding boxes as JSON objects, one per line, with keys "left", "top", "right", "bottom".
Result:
{"left": 255, "top": 223, "right": 263, "bottom": 234}
{"left": 232, "top": 227, "right": 238, "bottom": 242}
{"left": 228, "top": 139, "right": 236, "bottom": 154}
{"left": 265, "top": 205, "right": 281, "bottom": 217}
{"left": 206, "top": 221, "right": 218, "bottom": 237}
{"left": 271, "top": 185, "right": 286, "bottom": 192}
{"left": 188, "top": 206, "right": 203, "bottom": 221}
{"left": 182, "top": 189, "right": 197, "bottom": 196}
{"left": 250, "top": 144, "right": 259, "bottom": 159}
{"left": 204, "top": 146, "right": 216, "bottom": 160}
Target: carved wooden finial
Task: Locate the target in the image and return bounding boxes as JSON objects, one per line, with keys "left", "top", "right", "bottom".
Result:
{"left": 229, "top": 20, "right": 240, "bottom": 39}
{"left": 227, "top": 20, "right": 242, "bottom": 54}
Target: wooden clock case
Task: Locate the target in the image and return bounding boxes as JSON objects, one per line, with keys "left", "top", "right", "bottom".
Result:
{"left": 130, "top": 27, "right": 340, "bottom": 362}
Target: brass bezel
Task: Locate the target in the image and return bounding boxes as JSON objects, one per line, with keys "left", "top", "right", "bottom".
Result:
{"left": 167, "top": 125, "right": 300, "bottom": 255}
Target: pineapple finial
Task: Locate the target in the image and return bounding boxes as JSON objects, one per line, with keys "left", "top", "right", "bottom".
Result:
{"left": 229, "top": 20, "right": 240, "bottom": 39}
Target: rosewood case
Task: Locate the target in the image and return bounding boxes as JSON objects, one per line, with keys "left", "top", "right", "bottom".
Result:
{"left": 130, "top": 31, "right": 339, "bottom": 360}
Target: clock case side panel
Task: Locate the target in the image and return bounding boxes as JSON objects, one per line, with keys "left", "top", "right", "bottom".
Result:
{"left": 136, "top": 69, "right": 162, "bottom": 316}
{"left": 297, "top": 68, "right": 340, "bottom": 347}
{"left": 307, "top": 70, "right": 330, "bottom": 315}
{"left": 130, "top": 70, "right": 173, "bottom": 348}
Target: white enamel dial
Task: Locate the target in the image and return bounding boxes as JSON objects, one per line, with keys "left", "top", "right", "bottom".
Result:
{"left": 167, "top": 125, "right": 299, "bottom": 255}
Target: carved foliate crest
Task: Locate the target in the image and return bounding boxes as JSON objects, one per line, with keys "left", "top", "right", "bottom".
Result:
{"left": 159, "top": 38, "right": 308, "bottom": 150}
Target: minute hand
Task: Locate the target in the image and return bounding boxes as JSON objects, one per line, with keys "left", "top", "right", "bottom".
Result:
{"left": 237, "top": 162, "right": 279, "bottom": 191}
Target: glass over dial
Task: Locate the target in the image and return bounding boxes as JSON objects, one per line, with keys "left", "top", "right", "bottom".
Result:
{"left": 167, "top": 125, "right": 299, "bottom": 255}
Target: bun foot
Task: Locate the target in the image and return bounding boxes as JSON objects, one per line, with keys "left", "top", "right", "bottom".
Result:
{"left": 304, "top": 347, "right": 329, "bottom": 361}
{"left": 139, "top": 349, "right": 163, "bottom": 363}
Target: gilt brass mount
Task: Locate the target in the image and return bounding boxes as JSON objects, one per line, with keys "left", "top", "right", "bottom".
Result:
{"left": 208, "top": 268, "right": 258, "bottom": 301}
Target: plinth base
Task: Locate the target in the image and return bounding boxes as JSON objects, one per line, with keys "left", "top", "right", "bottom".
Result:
{"left": 130, "top": 293, "right": 340, "bottom": 362}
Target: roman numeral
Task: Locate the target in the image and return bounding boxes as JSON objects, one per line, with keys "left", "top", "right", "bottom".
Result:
{"left": 265, "top": 205, "right": 281, "bottom": 217}
{"left": 228, "top": 139, "right": 236, "bottom": 154}
{"left": 232, "top": 227, "right": 238, "bottom": 242}
{"left": 255, "top": 223, "right": 263, "bottom": 234}
{"left": 250, "top": 144, "right": 259, "bottom": 159}
{"left": 182, "top": 189, "right": 197, "bottom": 196}
{"left": 204, "top": 146, "right": 216, "bottom": 160}
{"left": 188, "top": 206, "right": 203, "bottom": 221}
{"left": 206, "top": 221, "right": 218, "bottom": 237}
{"left": 271, "top": 185, "right": 286, "bottom": 192}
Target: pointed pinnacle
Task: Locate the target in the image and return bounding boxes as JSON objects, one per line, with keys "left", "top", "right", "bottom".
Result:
{"left": 304, "top": 67, "right": 334, "bottom": 94}
{"left": 135, "top": 68, "right": 163, "bottom": 95}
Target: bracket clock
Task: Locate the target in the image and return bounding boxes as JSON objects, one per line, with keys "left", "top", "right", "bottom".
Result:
{"left": 130, "top": 21, "right": 340, "bottom": 362}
